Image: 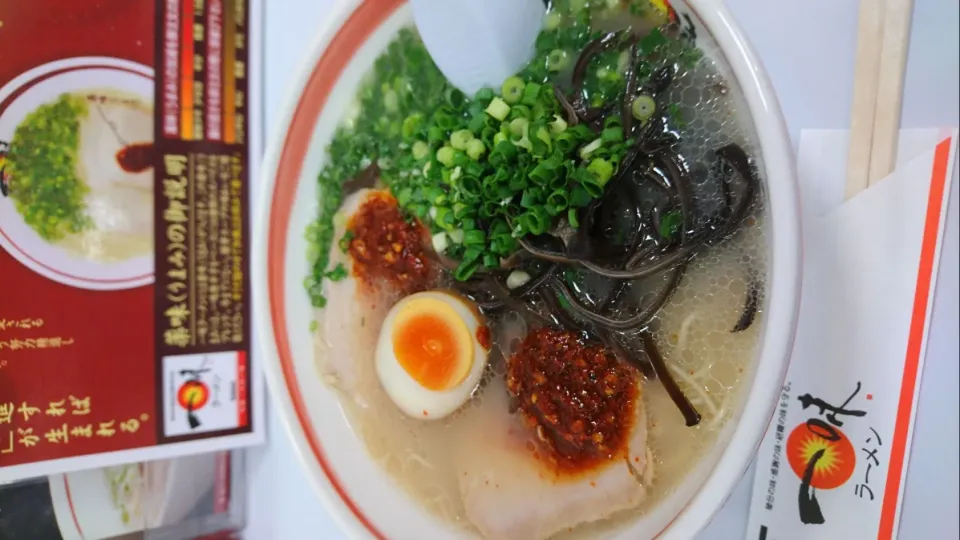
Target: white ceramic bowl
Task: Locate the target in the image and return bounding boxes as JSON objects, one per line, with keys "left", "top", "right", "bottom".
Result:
{"left": 254, "top": 1, "right": 802, "bottom": 538}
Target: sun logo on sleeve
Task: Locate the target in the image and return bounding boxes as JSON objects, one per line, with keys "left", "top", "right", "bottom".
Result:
{"left": 786, "top": 424, "right": 856, "bottom": 490}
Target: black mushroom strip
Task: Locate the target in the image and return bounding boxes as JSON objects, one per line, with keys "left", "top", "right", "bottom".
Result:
{"left": 640, "top": 331, "right": 701, "bottom": 426}
{"left": 549, "top": 263, "right": 684, "bottom": 331}
{"left": 732, "top": 268, "right": 763, "bottom": 333}
{"left": 570, "top": 31, "right": 629, "bottom": 115}
{"left": 553, "top": 87, "right": 580, "bottom": 127}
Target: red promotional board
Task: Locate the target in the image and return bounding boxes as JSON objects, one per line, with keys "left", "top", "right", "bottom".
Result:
{"left": 0, "top": 0, "right": 263, "bottom": 482}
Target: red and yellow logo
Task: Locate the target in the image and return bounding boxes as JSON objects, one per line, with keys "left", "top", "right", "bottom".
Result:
{"left": 786, "top": 423, "right": 856, "bottom": 489}
{"left": 176, "top": 380, "right": 210, "bottom": 411}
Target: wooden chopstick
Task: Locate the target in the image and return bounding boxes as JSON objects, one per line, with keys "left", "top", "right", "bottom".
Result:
{"left": 845, "top": 0, "right": 915, "bottom": 199}
{"left": 868, "top": 0, "right": 915, "bottom": 185}
{"left": 845, "top": 0, "right": 885, "bottom": 200}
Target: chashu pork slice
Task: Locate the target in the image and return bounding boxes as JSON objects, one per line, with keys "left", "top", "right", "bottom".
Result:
{"left": 458, "top": 384, "right": 653, "bottom": 540}
{"left": 312, "top": 188, "right": 391, "bottom": 406}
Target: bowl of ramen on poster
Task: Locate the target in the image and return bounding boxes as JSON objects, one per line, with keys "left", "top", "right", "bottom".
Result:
{"left": 254, "top": 1, "right": 802, "bottom": 539}
{"left": 0, "top": 57, "right": 155, "bottom": 290}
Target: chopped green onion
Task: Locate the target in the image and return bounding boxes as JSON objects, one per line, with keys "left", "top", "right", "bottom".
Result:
{"left": 383, "top": 89, "right": 399, "bottom": 112}
{"left": 453, "top": 259, "right": 481, "bottom": 281}
{"left": 506, "top": 270, "right": 531, "bottom": 289}
{"left": 431, "top": 231, "right": 449, "bottom": 253}
{"left": 449, "top": 228, "right": 465, "bottom": 244}
{"left": 550, "top": 115, "right": 568, "bottom": 134}
{"left": 632, "top": 95, "right": 656, "bottom": 121}
{"left": 668, "top": 103, "right": 686, "bottom": 128}
{"left": 427, "top": 125, "right": 445, "bottom": 143}
{"left": 423, "top": 186, "right": 445, "bottom": 205}
{"left": 513, "top": 134, "right": 532, "bottom": 151}
{"left": 501, "top": 76, "right": 525, "bottom": 104}
{"left": 519, "top": 207, "right": 551, "bottom": 236}
{"left": 411, "top": 140, "right": 429, "bottom": 160}
{"left": 467, "top": 113, "right": 487, "bottom": 133}
{"left": 463, "top": 229, "right": 487, "bottom": 246}
{"left": 535, "top": 126, "right": 552, "bottom": 148}
{"left": 509, "top": 104, "right": 532, "bottom": 120}
{"left": 579, "top": 137, "right": 603, "bottom": 159}
{"left": 325, "top": 263, "right": 348, "bottom": 282}
{"left": 601, "top": 126, "right": 623, "bottom": 142}
{"left": 450, "top": 129, "right": 474, "bottom": 150}
{"left": 603, "top": 115, "right": 622, "bottom": 129}
{"left": 587, "top": 158, "right": 615, "bottom": 187}
{"left": 569, "top": 185, "right": 592, "bottom": 207}
{"left": 568, "top": 208, "right": 580, "bottom": 228}
{"left": 445, "top": 87, "right": 466, "bottom": 108}
{"left": 332, "top": 211, "right": 347, "bottom": 229}
{"left": 639, "top": 28, "right": 668, "bottom": 55}
{"left": 401, "top": 113, "right": 423, "bottom": 140}
{"left": 659, "top": 210, "right": 684, "bottom": 240}
{"left": 475, "top": 88, "right": 495, "bottom": 102}
{"left": 545, "top": 12, "right": 563, "bottom": 30}
{"left": 338, "top": 230, "right": 355, "bottom": 253}
{"left": 466, "top": 138, "right": 486, "bottom": 160}
{"left": 554, "top": 131, "right": 576, "bottom": 152}
{"left": 520, "top": 188, "right": 539, "bottom": 209}
{"left": 436, "top": 146, "right": 455, "bottom": 167}
{"left": 462, "top": 246, "right": 482, "bottom": 261}
{"left": 485, "top": 97, "right": 511, "bottom": 121}
{"left": 546, "top": 190, "right": 568, "bottom": 215}
{"left": 520, "top": 82, "right": 542, "bottom": 106}
{"left": 396, "top": 187, "right": 413, "bottom": 207}
{"left": 547, "top": 49, "right": 570, "bottom": 72}
{"left": 509, "top": 117, "right": 530, "bottom": 138}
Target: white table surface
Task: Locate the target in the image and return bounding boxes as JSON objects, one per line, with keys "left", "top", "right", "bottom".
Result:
{"left": 246, "top": 1, "right": 960, "bottom": 538}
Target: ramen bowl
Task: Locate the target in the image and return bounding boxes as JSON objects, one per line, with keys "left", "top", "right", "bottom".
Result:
{"left": 254, "top": 1, "right": 801, "bottom": 538}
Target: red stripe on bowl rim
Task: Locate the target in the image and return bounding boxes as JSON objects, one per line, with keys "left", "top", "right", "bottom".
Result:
{"left": 267, "top": 0, "right": 402, "bottom": 538}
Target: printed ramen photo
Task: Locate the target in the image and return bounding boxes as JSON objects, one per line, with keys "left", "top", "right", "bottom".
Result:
{"left": 259, "top": 0, "right": 799, "bottom": 538}
{"left": 1, "top": 88, "right": 153, "bottom": 263}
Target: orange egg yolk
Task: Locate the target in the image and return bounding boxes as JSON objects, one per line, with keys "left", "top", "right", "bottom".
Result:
{"left": 392, "top": 298, "right": 473, "bottom": 391}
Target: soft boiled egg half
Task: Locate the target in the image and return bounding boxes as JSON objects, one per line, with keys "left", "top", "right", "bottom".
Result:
{"left": 376, "top": 290, "right": 489, "bottom": 420}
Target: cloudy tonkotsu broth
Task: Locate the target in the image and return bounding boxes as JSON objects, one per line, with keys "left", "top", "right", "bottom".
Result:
{"left": 307, "top": 1, "right": 768, "bottom": 538}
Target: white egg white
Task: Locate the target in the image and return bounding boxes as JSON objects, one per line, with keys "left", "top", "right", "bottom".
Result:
{"left": 375, "top": 291, "right": 488, "bottom": 420}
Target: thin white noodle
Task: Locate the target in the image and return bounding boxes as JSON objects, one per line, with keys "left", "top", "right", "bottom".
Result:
{"left": 708, "top": 403, "right": 728, "bottom": 430}
{"left": 686, "top": 357, "right": 716, "bottom": 381}
{"left": 420, "top": 482, "right": 457, "bottom": 522}
{"left": 675, "top": 311, "right": 700, "bottom": 359}
{"left": 644, "top": 447, "right": 656, "bottom": 485}
{"left": 667, "top": 363, "right": 719, "bottom": 419}
{"left": 677, "top": 345, "right": 715, "bottom": 382}
{"left": 407, "top": 452, "right": 435, "bottom": 470}
{"left": 674, "top": 311, "right": 722, "bottom": 381}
